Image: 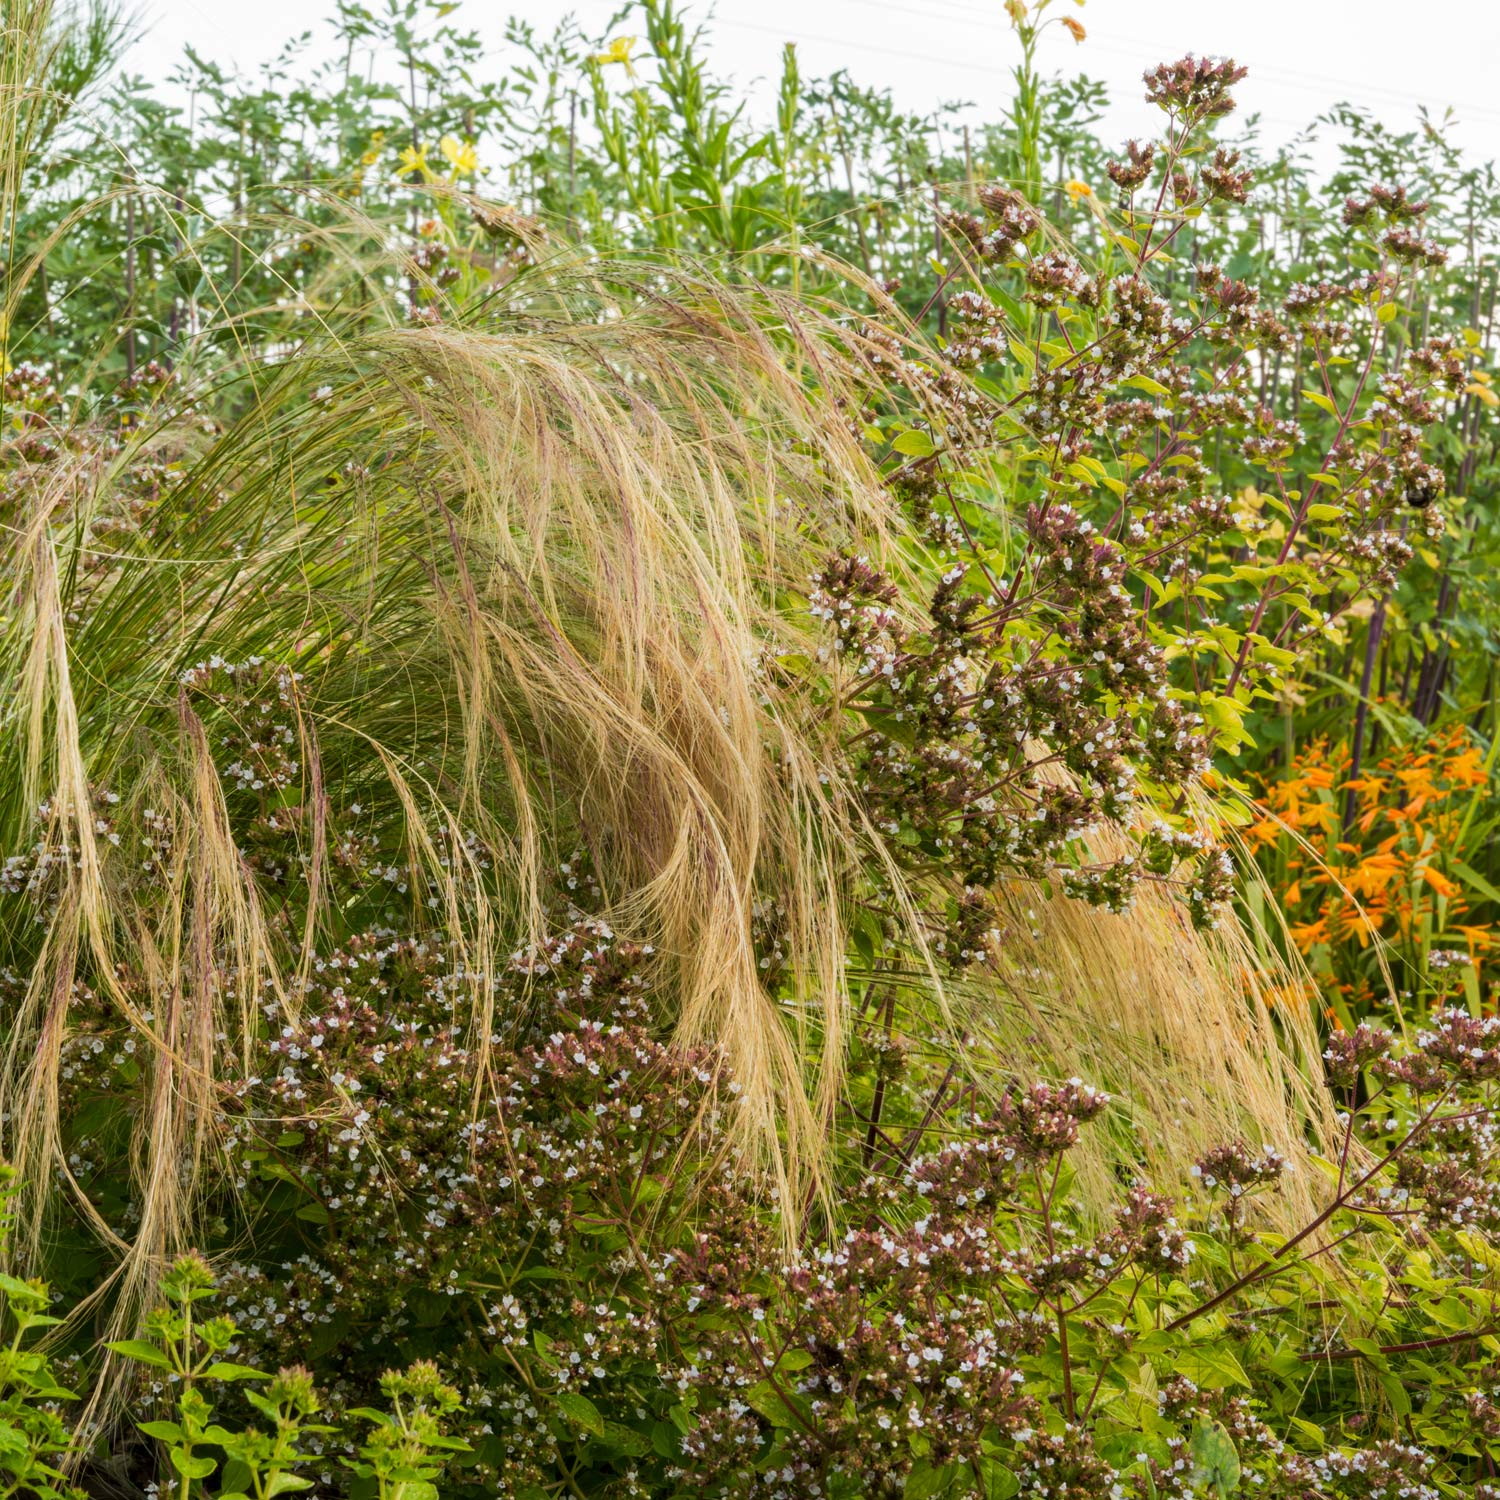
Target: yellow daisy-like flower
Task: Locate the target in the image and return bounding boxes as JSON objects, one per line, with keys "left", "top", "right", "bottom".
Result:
{"left": 396, "top": 144, "right": 430, "bottom": 182}
{"left": 1064, "top": 179, "right": 1093, "bottom": 201}
{"left": 593, "top": 36, "right": 637, "bottom": 75}
{"left": 439, "top": 134, "right": 478, "bottom": 175}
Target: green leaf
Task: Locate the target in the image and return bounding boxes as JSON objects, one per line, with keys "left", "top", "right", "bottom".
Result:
{"left": 1190, "top": 1419, "right": 1241, "bottom": 1494}
{"left": 979, "top": 1457, "right": 1020, "bottom": 1500}
{"left": 201, "top": 1361, "right": 268, "bottom": 1382}
{"left": 600, "top": 1421, "right": 651, "bottom": 1457}
{"left": 1203, "top": 694, "right": 1251, "bottom": 754}
{"left": 892, "top": 429, "right": 937, "bottom": 458}
{"left": 1287, "top": 1416, "right": 1325, "bottom": 1451}
{"left": 904, "top": 1459, "right": 958, "bottom": 1498}
{"left": 1450, "top": 859, "right": 1500, "bottom": 909}
{"left": 1377, "top": 1370, "right": 1412, "bottom": 1416}
{"left": 1345, "top": 1336, "right": 1390, "bottom": 1370}
{"left": 171, "top": 1451, "right": 219, "bottom": 1480}
{"left": 1177, "top": 1343, "right": 1251, "bottom": 1388}
{"left": 138, "top": 1421, "right": 184, "bottom": 1442}
{"left": 265, "top": 1474, "right": 315, "bottom": 1496}
{"left": 106, "top": 1339, "right": 172, "bottom": 1369}
{"left": 0, "top": 1272, "right": 45, "bottom": 1303}
{"left": 744, "top": 1380, "right": 812, "bottom": 1430}
{"left": 553, "top": 1390, "right": 605, "bottom": 1438}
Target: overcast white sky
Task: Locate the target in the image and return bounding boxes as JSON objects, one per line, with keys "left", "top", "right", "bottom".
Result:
{"left": 125, "top": 0, "right": 1500, "bottom": 172}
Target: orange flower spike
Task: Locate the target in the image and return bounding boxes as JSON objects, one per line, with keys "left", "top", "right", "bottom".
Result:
{"left": 1344, "top": 854, "right": 1403, "bottom": 899}
{"left": 1417, "top": 865, "right": 1465, "bottom": 903}
{"left": 1289, "top": 916, "right": 1330, "bottom": 953}
{"left": 1340, "top": 905, "right": 1386, "bottom": 948}
{"left": 1243, "top": 817, "right": 1284, "bottom": 852}
{"left": 1448, "top": 748, "right": 1486, "bottom": 786}
{"left": 1456, "top": 924, "right": 1496, "bottom": 958}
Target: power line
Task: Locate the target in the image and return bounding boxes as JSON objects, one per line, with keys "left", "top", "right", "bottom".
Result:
{"left": 723, "top": 0, "right": 1500, "bottom": 130}
{"left": 706, "top": 16, "right": 1314, "bottom": 135}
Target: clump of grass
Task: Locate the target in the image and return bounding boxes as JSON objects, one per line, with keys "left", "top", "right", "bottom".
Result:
{"left": 1, "top": 0, "right": 1345, "bottom": 1347}
{"left": 0, "top": 260, "right": 889, "bottom": 1276}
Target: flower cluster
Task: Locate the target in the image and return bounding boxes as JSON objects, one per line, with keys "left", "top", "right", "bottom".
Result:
{"left": 35, "top": 854, "right": 1500, "bottom": 1497}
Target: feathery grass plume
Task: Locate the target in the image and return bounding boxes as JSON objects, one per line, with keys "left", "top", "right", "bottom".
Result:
{"left": 0, "top": 257, "right": 898, "bottom": 1300}
{"left": 977, "top": 852, "right": 1337, "bottom": 1229}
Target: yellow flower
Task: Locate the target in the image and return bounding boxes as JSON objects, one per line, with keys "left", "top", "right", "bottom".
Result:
{"left": 1061, "top": 15, "right": 1086, "bottom": 42}
{"left": 439, "top": 134, "right": 478, "bottom": 175}
{"left": 593, "top": 36, "right": 638, "bottom": 75}
{"left": 396, "top": 144, "right": 430, "bottom": 182}
{"left": 1064, "top": 179, "right": 1092, "bottom": 201}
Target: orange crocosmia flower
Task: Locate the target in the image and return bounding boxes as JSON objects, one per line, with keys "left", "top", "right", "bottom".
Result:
{"left": 1289, "top": 916, "right": 1330, "bottom": 953}
{"left": 1417, "top": 865, "right": 1462, "bottom": 900}
{"left": 1445, "top": 748, "right": 1486, "bottom": 787}
{"left": 1300, "top": 765, "right": 1337, "bottom": 790}
{"left": 1344, "top": 853, "right": 1404, "bottom": 899}
{"left": 1395, "top": 762, "right": 1438, "bottom": 795}
{"left": 1385, "top": 802, "right": 1422, "bottom": 829}
{"left": 1282, "top": 880, "right": 1301, "bottom": 907}
{"left": 1454, "top": 923, "right": 1495, "bottom": 957}
{"left": 1263, "top": 979, "right": 1317, "bottom": 1012}
{"left": 1243, "top": 816, "right": 1284, "bottom": 851}
{"left": 1336, "top": 903, "right": 1387, "bottom": 948}
{"left": 1312, "top": 801, "right": 1340, "bottom": 834}
{"left": 1280, "top": 796, "right": 1337, "bottom": 836}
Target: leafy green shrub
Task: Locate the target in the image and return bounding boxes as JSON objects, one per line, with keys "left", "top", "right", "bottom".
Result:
{"left": 37, "top": 934, "right": 1500, "bottom": 1496}
{"left": 104, "top": 1251, "right": 470, "bottom": 1500}
{"left": 0, "top": 1168, "right": 85, "bottom": 1500}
